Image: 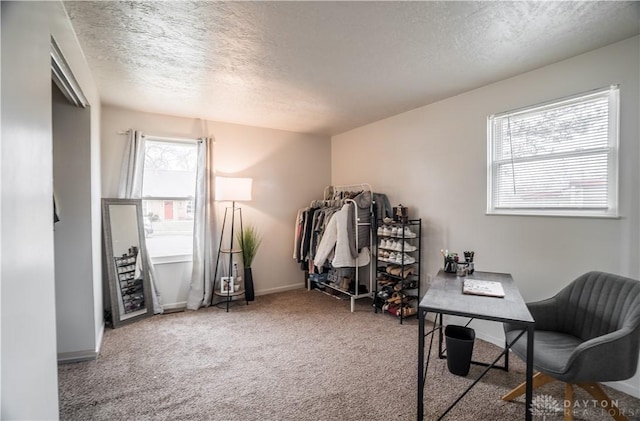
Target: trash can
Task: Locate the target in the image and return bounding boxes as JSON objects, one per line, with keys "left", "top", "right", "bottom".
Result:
{"left": 445, "top": 325, "right": 475, "bottom": 376}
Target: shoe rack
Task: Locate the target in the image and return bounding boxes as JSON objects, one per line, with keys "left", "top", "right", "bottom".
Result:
{"left": 374, "top": 218, "right": 421, "bottom": 324}
{"left": 114, "top": 247, "right": 146, "bottom": 314}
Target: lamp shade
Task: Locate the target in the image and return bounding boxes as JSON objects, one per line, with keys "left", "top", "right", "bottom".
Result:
{"left": 215, "top": 176, "right": 252, "bottom": 202}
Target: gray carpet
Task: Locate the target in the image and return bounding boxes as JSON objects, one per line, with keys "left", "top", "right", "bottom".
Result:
{"left": 58, "top": 288, "right": 640, "bottom": 420}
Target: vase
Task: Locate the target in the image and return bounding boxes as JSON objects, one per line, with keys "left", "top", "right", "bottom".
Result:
{"left": 244, "top": 267, "right": 255, "bottom": 301}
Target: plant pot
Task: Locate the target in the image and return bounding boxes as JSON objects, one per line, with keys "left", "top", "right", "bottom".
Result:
{"left": 244, "top": 267, "right": 255, "bottom": 302}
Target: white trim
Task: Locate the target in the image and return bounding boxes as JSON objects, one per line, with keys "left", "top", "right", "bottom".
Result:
{"left": 57, "top": 322, "right": 104, "bottom": 363}
{"left": 161, "top": 301, "right": 188, "bottom": 311}
{"left": 50, "top": 36, "right": 88, "bottom": 108}
{"left": 486, "top": 210, "right": 621, "bottom": 219}
{"left": 143, "top": 135, "right": 200, "bottom": 144}
{"left": 150, "top": 254, "right": 193, "bottom": 265}
{"left": 487, "top": 86, "right": 619, "bottom": 218}
{"left": 255, "top": 283, "right": 305, "bottom": 296}
{"left": 57, "top": 350, "right": 98, "bottom": 363}
{"left": 605, "top": 379, "right": 640, "bottom": 399}
{"left": 490, "top": 84, "right": 618, "bottom": 119}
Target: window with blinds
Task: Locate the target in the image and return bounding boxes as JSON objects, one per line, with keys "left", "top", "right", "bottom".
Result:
{"left": 487, "top": 85, "right": 619, "bottom": 217}
{"left": 141, "top": 139, "right": 198, "bottom": 258}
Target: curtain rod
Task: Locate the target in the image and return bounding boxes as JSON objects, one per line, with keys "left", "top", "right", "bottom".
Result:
{"left": 116, "top": 130, "right": 203, "bottom": 144}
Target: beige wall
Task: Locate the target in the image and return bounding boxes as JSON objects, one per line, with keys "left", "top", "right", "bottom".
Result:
{"left": 332, "top": 36, "right": 640, "bottom": 396}
{"left": 101, "top": 106, "right": 332, "bottom": 300}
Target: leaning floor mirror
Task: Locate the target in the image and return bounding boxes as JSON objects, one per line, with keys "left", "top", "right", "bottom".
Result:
{"left": 102, "top": 198, "right": 153, "bottom": 328}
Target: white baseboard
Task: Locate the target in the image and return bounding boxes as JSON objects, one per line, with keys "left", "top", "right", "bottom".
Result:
{"left": 604, "top": 379, "right": 640, "bottom": 399}
{"left": 162, "top": 301, "right": 187, "bottom": 311}
{"left": 58, "top": 349, "right": 98, "bottom": 363}
{"left": 255, "top": 283, "right": 305, "bottom": 296}
{"left": 58, "top": 321, "right": 105, "bottom": 364}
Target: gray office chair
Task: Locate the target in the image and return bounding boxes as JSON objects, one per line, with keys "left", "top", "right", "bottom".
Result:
{"left": 502, "top": 271, "right": 640, "bottom": 421}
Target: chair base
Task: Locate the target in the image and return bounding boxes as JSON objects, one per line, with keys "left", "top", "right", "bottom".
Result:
{"left": 502, "top": 372, "right": 628, "bottom": 421}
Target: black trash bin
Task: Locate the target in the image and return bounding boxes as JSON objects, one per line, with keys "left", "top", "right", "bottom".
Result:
{"left": 445, "top": 325, "right": 475, "bottom": 376}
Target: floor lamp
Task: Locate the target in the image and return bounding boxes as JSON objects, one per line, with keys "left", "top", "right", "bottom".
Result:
{"left": 213, "top": 176, "right": 252, "bottom": 311}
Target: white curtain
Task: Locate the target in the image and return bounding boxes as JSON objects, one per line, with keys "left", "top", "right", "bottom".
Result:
{"left": 118, "top": 129, "right": 164, "bottom": 314}
{"left": 186, "top": 137, "right": 215, "bottom": 310}
{"left": 118, "top": 130, "right": 145, "bottom": 198}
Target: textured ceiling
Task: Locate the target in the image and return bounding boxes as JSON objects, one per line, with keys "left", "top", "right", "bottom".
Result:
{"left": 64, "top": 1, "right": 640, "bottom": 135}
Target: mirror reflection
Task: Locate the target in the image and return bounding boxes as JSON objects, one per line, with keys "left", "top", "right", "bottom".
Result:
{"left": 102, "top": 199, "right": 152, "bottom": 328}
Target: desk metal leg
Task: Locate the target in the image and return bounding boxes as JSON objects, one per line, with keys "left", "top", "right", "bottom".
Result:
{"left": 525, "top": 325, "right": 534, "bottom": 421}
{"left": 437, "top": 313, "right": 444, "bottom": 358}
{"left": 418, "top": 309, "right": 425, "bottom": 421}
{"left": 505, "top": 339, "right": 510, "bottom": 372}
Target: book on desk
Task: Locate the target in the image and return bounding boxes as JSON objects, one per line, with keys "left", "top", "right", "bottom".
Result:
{"left": 462, "top": 279, "right": 505, "bottom": 298}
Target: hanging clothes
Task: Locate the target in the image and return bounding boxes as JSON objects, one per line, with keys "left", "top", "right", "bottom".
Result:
{"left": 314, "top": 204, "right": 370, "bottom": 269}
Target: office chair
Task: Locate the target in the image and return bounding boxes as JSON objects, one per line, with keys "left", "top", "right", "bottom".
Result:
{"left": 502, "top": 271, "right": 640, "bottom": 421}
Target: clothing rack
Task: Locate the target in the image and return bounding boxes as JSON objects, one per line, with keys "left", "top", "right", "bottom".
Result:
{"left": 315, "top": 183, "right": 374, "bottom": 312}
{"left": 324, "top": 183, "right": 372, "bottom": 200}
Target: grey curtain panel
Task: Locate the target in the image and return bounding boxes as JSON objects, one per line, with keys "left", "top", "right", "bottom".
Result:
{"left": 187, "top": 137, "right": 216, "bottom": 310}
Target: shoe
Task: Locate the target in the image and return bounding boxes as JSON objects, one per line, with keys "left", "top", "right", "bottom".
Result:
{"left": 398, "top": 305, "right": 417, "bottom": 318}
{"left": 383, "top": 217, "right": 394, "bottom": 224}
{"left": 387, "top": 292, "right": 405, "bottom": 304}
{"left": 402, "top": 254, "right": 416, "bottom": 265}
{"left": 378, "top": 277, "right": 395, "bottom": 287}
{"left": 377, "top": 226, "right": 384, "bottom": 236}
{"left": 377, "top": 289, "right": 389, "bottom": 299}
{"left": 388, "top": 252, "right": 397, "bottom": 263}
{"left": 401, "top": 241, "right": 417, "bottom": 252}
{"left": 402, "top": 267, "right": 415, "bottom": 278}
{"left": 391, "top": 227, "right": 399, "bottom": 236}
{"left": 402, "top": 279, "right": 417, "bottom": 289}
{"left": 402, "top": 227, "right": 417, "bottom": 238}
{"left": 388, "top": 265, "right": 403, "bottom": 276}
{"left": 382, "top": 226, "right": 392, "bottom": 236}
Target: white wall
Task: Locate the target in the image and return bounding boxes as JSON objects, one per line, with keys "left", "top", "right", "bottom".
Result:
{"left": 101, "top": 106, "right": 332, "bottom": 305}
{"left": 1, "top": 1, "right": 103, "bottom": 418}
{"left": 332, "top": 36, "right": 640, "bottom": 397}
{"left": 2, "top": 2, "right": 59, "bottom": 418}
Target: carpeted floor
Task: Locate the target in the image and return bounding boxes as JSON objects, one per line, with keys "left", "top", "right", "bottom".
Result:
{"left": 58, "top": 288, "right": 640, "bottom": 420}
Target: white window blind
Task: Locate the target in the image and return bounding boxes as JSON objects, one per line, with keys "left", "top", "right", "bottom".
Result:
{"left": 487, "top": 85, "right": 619, "bottom": 217}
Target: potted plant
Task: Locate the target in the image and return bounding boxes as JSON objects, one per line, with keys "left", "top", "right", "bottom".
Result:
{"left": 236, "top": 224, "right": 262, "bottom": 301}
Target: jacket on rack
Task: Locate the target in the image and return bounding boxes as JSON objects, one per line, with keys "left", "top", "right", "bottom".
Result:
{"left": 314, "top": 204, "right": 370, "bottom": 269}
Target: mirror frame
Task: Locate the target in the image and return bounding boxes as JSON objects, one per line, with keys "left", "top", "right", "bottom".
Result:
{"left": 102, "top": 198, "right": 153, "bottom": 328}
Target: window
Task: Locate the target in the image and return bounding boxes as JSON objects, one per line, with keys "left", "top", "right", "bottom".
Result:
{"left": 487, "top": 85, "right": 619, "bottom": 217}
{"left": 142, "top": 139, "right": 198, "bottom": 259}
